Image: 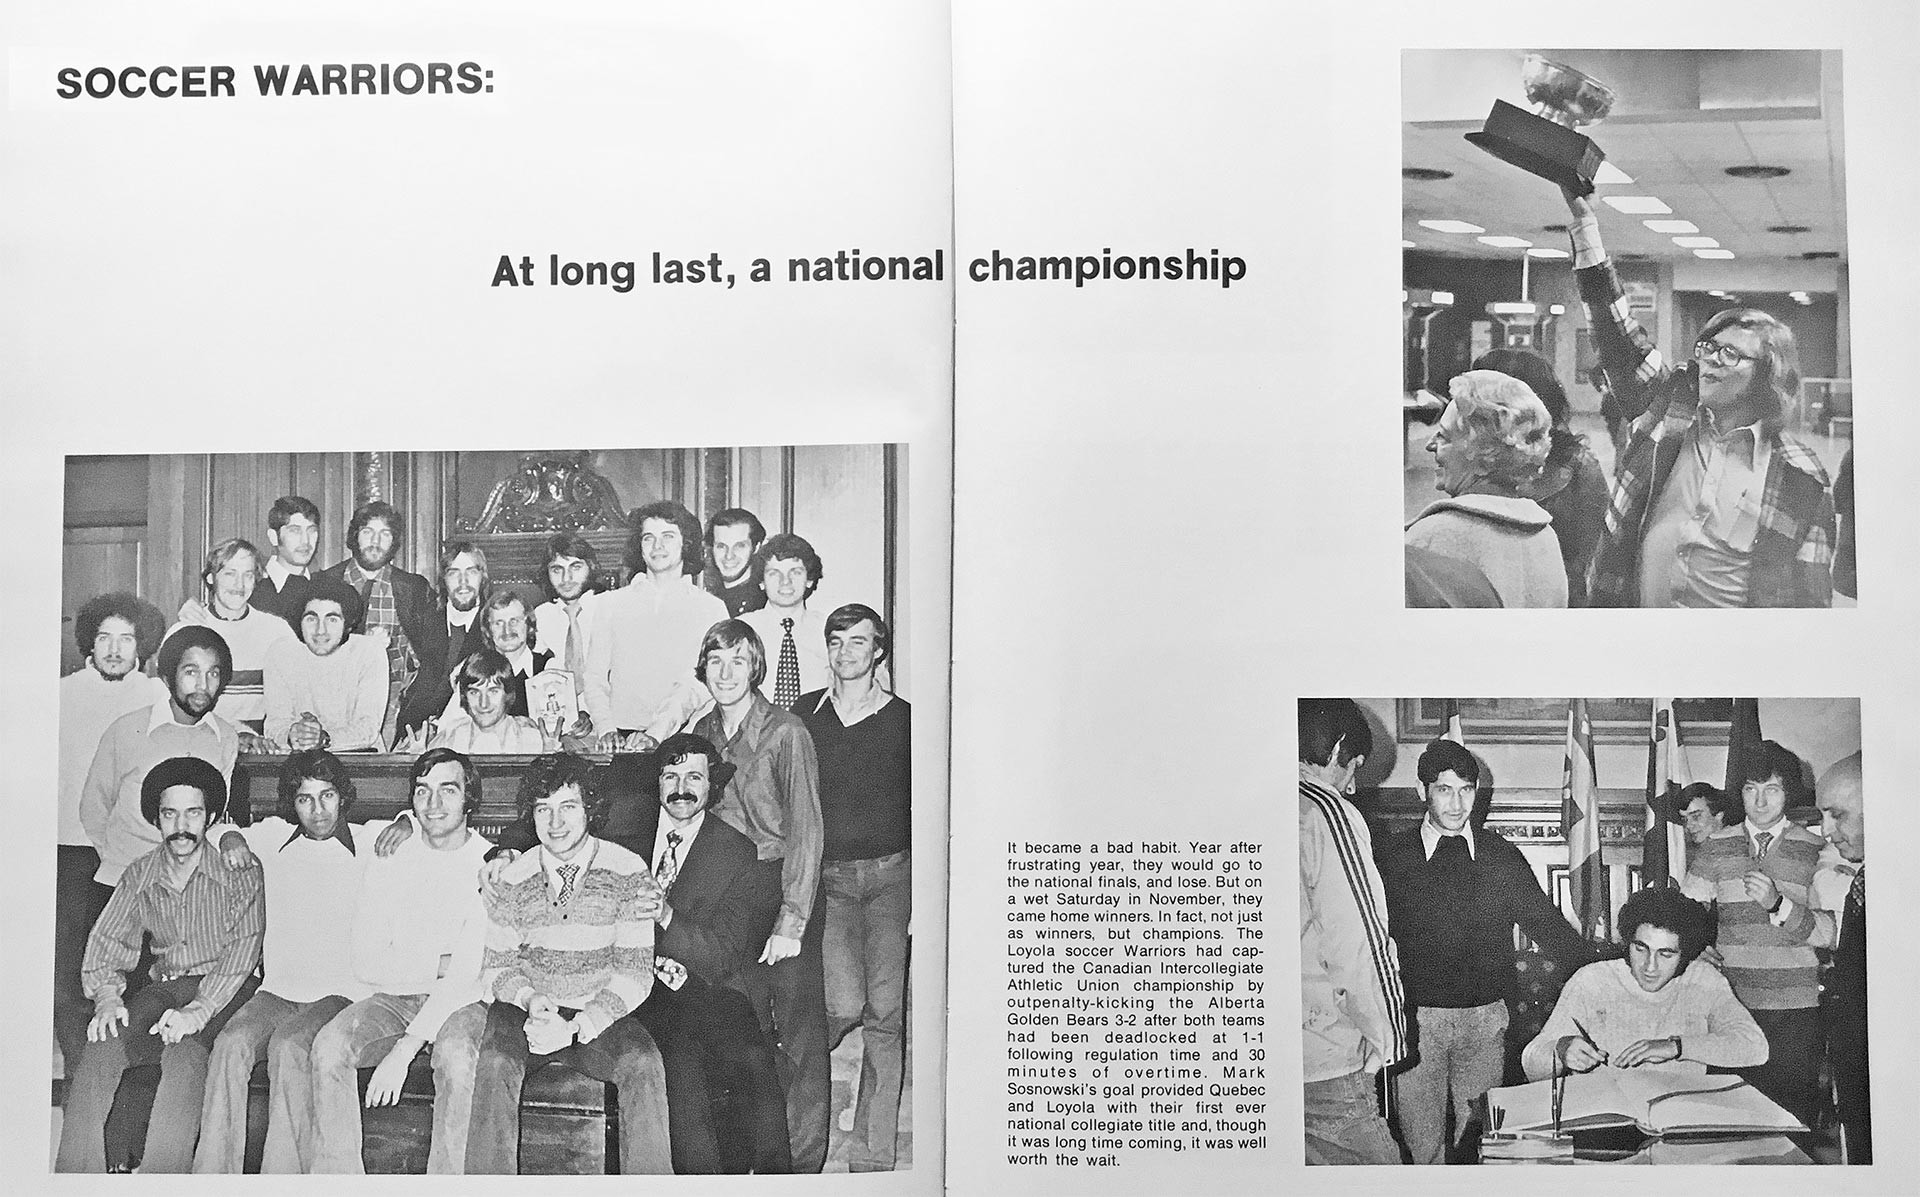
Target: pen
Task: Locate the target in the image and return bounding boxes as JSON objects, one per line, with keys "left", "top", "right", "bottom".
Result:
{"left": 1569, "top": 1015, "right": 1607, "bottom": 1064}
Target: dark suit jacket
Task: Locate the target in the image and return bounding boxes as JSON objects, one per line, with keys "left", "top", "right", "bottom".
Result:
{"left": 393, "top": 610, "right": 485, "bottom": 736}
{"left": 494, "top": 775, "right": 777, "bottom": 992}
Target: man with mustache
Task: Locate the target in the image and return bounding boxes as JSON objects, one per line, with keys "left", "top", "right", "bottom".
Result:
{"left": 57, "top": 756, "right": 264, "bottom": 1173}
{"left": 316, "top": 500, "right": 438, "bottom": 744}
{"left": 168, "top": 538, "right": 299, "bottom": 728}
{"left": 57, "top": 594, "right": 171, "bottom": 1068}
{"left": 253, "top": 496, "right": 322, "bottom": 622}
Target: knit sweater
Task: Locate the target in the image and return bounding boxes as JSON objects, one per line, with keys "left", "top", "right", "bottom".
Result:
{"left": 263, "top": 634, "right": 389, "bottom": 750}
{"left": 798, "top": 690, "right": 910, "bottom": 861}
{"left": 1681, "top": 822, "right": 1823, "bottom": 1010}
{"left": 58, "top": 667, "right": 169, "bottom": 846}
{"left": 1378, "top": 824, "right": 1598, "bottom": 1008}
{"left": 170, "top": 601, "right": 298, "bottom": 723}
{"left": 480, "top": 837, "right": 656, "bottom": 1041}
{"left": 1521, "top": 958, "right": 1768, "bottom": 1080}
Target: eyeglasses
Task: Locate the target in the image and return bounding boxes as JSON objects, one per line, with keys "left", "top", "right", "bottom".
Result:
{"left": 1694, "top": 340, "right": 1760, "bottom": 368}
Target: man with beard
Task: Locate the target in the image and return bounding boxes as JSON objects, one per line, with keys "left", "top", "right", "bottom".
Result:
{"left": 692, "top": 619, "right": 829, "bottom": 1171}
{"left": 704, "top": 507, "right": 769, "bottom": 618}
{"left": 263, "top": 578, "right": 390, "bottom": 752}
{"left": 317, "top": 500, "right": 437, "bottom": 744}
{"left": 797, "top": 604, "right": 910, "bottom": 1171}
{"left": 57, "top": 757, "right": 265, "bottom": 1173}
{"left": 531, "top": 532, "right": 604, "bottom": 682}
{"left": 468, "top": 753, "right": 672, "bottom": 1174}
{"left": 169, "top": 537, "right": 298, "bottom": 728}
{"left": 194, "top": 750, "right": 387, "bottom": 1172}
{"left": 57, "top": 594, "right": 170, "bottom": 1067}
{"left": 741, "top": 533, "right": 829, "bottom": 709}
{"left": 395, "top": 541, "right": 491, "bottom": 737}
{"left": 253, "top": 496, "right": 321, "bottom": 622}
{"left": 584, "top": 500, "right": 727, "bottom": 750}
{"left": 79, "top": 626, "right": 246, "bottom": 890}
{"left": 1560, "top": 188, "right": 1834, "bottom": 608}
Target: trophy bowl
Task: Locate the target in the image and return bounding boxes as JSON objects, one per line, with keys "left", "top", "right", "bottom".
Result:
{"left": 1521, "top": 54, "right": 1616, "bottom": 127}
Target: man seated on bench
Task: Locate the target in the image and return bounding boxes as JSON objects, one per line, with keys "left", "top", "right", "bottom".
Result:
{"left": 307, "top": 748, "right": 493, "bottom": 1173}
{"left": 467, "top": 753, "right": 673, "bottom": 1173}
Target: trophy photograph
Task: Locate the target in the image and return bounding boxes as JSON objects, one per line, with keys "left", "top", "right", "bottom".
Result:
{"left": 1465, "top": 54, "right": 1616, "bottom": 195}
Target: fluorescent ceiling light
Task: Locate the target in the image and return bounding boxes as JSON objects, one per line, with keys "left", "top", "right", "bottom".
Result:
{"left": 1419, "top": 219, "right": 1485, "bottom": 234}
{"left": 1602, "top": 196, "right": 1673, "bottom": 215}
{"left": 1708, "top": 289, "right": 1729, "bottom": 297}
{"left": 1477, "top": 235, "right": 1533, "bottom": 249}
{"left": 1694, "top": 249, "right": 1737, "bottom": 259}
{"left": 1548, "top": 304, "right": 1566, "bottom": 315}
{"left": 1402, "top": 239, "right": 1416, "bottom": 248}
{"left": 1672, "top": 236, "right": 1720, "bottom": 249}
{"left": 1487, "top": 301, "right": 1539, "bottom": 315}
{"left": 1431, "top": 291, "right": 1454, "bottom": 305}
{"left": 1644, "top": 219, "right": 1699, "bottom": 234}
{"left": 1526, "top": 247, "right": 1570, "bottom": 258}
{"left": 1594, "top": 162, "right": 1634, "bottom": 186}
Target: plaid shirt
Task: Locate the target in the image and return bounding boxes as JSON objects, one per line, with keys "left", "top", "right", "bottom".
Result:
{"left": 1577, "top": 260, "right": 1834, "bottom": 607}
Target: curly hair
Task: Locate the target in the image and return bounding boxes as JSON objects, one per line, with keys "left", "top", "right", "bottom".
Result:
{"left": 1618, "top": 886, "right": 1713, "bottom": 972}
{"left": 140, "top": 755, "right": 228, "bottom": 827}
{"left": 753, "top": 532, "right": 824, "bottom": 600}
{"left": 513, "top": 752, "right": 609, "bottom": 833}
{"left": 626, "top": 500, "right": 704, "bottom": 577}
{"left": 1444, "top": 369, "right": 1553, "bottom": 490}
{"left": 276, "top": 749, "right": 358, "bottom": 824}
{"left": 157, "top": 625, "right": 233, "bottom": 692}
{"left": 288, "top": 575, "right": 367, "bottom": 640}
{"left": 1416, "top": 738, "right": 1479, "bottom": 787}
{"left": 346, "top": 500, "right": 403, "bottom": 551}
{"left": 74, "top": 592, "right": 168, "bottom": 662}
{"left": 1472, "top": 347, "right": 1586, "bottom": 472}
{"left": 268, "top": 495, "right": 320, "bottom": 534}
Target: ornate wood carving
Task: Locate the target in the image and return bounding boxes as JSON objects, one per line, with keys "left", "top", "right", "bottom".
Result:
{"left": 459, "top": 452, "right": 628, "bottom": 535}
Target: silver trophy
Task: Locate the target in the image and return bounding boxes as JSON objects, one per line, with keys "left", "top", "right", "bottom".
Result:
{"left": 1465, "top": 55, "right": 1617, "bottom": 195}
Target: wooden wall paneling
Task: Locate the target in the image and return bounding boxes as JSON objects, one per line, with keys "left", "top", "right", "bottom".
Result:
{"left": 734, "top": 446, "right": 786, "bottom": 532}
{"left": 61, "top": 527, "right": 146, "bottom": 675}
{"left": 143, "top": 454, "right": 209, "bottom": 620}
{"left": 791, "top": 442, "right": 889, "bottom": 670}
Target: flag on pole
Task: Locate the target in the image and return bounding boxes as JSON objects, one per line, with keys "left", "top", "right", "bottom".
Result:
{"left": 1562, "top": 699, "right": 1608, "bottom": 940}
{"left": 1644, "top": 698, "right": 1691, "bottom": 886}
{"left": 1442, "top": 700, "right": 1465, "bottom": 745}
{"left": 1723, "top": 698, "right": 1762, "bottom": 796}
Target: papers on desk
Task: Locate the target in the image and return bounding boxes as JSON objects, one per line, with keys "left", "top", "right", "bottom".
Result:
{"left": 1487, "top": 1066, "right": 1807, "bottom": 1138}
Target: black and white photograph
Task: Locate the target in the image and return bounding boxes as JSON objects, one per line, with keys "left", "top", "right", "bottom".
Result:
{"left": 1402, "top": 50, "right": 1853, "bottom": 609}
{"left": 1299, "top": 697, "right": 1867, "bottom": 1165}
{"left": 52, "top": 445, "right": 914, "bottom": 1175}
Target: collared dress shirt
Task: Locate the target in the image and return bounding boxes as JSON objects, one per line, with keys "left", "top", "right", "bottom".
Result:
{"left": 695, "top": 692, "right": 824, "bottom": 941}
{"left": 79, "top": 696, "right": 241, "bottom": 885}
{"left": 82, "top": 845, "right": 265, "bottom": 1023}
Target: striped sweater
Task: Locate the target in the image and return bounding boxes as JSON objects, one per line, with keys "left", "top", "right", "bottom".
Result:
{"left": 481, "top": 837, "right": 656, "bottom": 1041}
{"left": 1680, "top": 822, "right": 1823, "bottom": 1010}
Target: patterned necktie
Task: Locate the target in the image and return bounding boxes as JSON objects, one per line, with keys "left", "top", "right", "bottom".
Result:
{"left": 774, "top": 617, "right": 801, "bottom": 708}
{"left": 656, "top": 831, "right": 682, "bottom": 893}
{"left": 556, "top": 862, "right": 579, "bottom": 906}
{"left": 1846, "top": 866, "right": 1865, "bottom": 920}
{"left": 1754, "top": 831, "right": 1774, "bottom": 860}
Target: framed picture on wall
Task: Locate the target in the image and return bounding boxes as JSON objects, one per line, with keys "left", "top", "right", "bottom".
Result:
{"left": 1396, "top": 698, "right": 1732, "bottom": 745}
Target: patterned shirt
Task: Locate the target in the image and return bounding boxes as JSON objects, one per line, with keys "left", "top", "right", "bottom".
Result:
{"left": 1574, "top": 258, "right": 1833, "bottom": 608}
{"left": 82, "top": 843, "right": 264, "bottom": 1022}
{"left": 1681, "top": 821, "right": 1824, "bottom": 1010}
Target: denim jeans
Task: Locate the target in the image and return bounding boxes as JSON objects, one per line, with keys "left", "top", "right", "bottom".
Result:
{"left": 1303, "top": 1068, "right": 1401, "bottom": 1165}
{"left": 1393, "top": 1001, "right": 1508, "bottom": 1164}
{"left": 823, "top": 850, "right": 910, "bottom": 1170}
{"left": 55, "top": 973, "right": 257, "bottom": 1173}
{"left": 466, "top": 1001, "right": 672, "bottom": 1174}
{"left": 741, "top": 863, "right": 832, "bottom": 1172}
{"left": 193, "top": 989, "right": 351, "bottom": 1173}
{"left": 308, "top": 993, "right": 486, "bottom": 1173}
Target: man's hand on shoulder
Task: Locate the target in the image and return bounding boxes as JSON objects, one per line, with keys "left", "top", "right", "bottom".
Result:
{"left": 375, "top": 813, "right": 414, "bottom": 858}
{"left": 221, "top": 831, "right": 258, "bottom": 872}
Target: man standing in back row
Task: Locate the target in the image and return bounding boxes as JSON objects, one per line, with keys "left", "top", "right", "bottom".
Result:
{"left": 318, "top": 500, "right": 438, "bottom": 745}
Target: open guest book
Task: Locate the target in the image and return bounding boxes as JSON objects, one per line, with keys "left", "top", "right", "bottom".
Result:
{"left": 1487, "top": 1067, "right": 1808, "bottom": 1138}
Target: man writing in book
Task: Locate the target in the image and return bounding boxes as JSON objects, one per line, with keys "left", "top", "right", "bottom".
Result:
{"left": 1377, "top": 738, "right": 1600, "bottom": 1164}
{"left": 1297, "top": 699, "right": 1407, "bottom": 1165}
{"left": 1521, "top": 887, "right": 1766, "bottom": 1081}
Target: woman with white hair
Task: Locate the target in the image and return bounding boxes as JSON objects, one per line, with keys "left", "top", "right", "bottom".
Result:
{"left": 1405, "top": 369, "right": 1569, "bottom": 608}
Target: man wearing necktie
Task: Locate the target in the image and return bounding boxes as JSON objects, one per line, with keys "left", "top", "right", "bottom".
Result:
{"left": 634, "top": 733, "right": 790, "bottom": 1172}
{"left": 1681, "top": 739, "right": 1826, "bottom": 1124}
{"left": 1377, "top": 739, "right": 1598, "bottom": 1164}
{"left": 1777, "top": 753, "right": 1869, "bottom": 1163}
{"left": 741, "top": 532, "right": 829, "bottom": 709}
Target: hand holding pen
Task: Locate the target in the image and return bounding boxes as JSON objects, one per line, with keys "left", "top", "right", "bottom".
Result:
{"left": 1556, "top": 1016, "right": 1608, "bottom": 1073}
